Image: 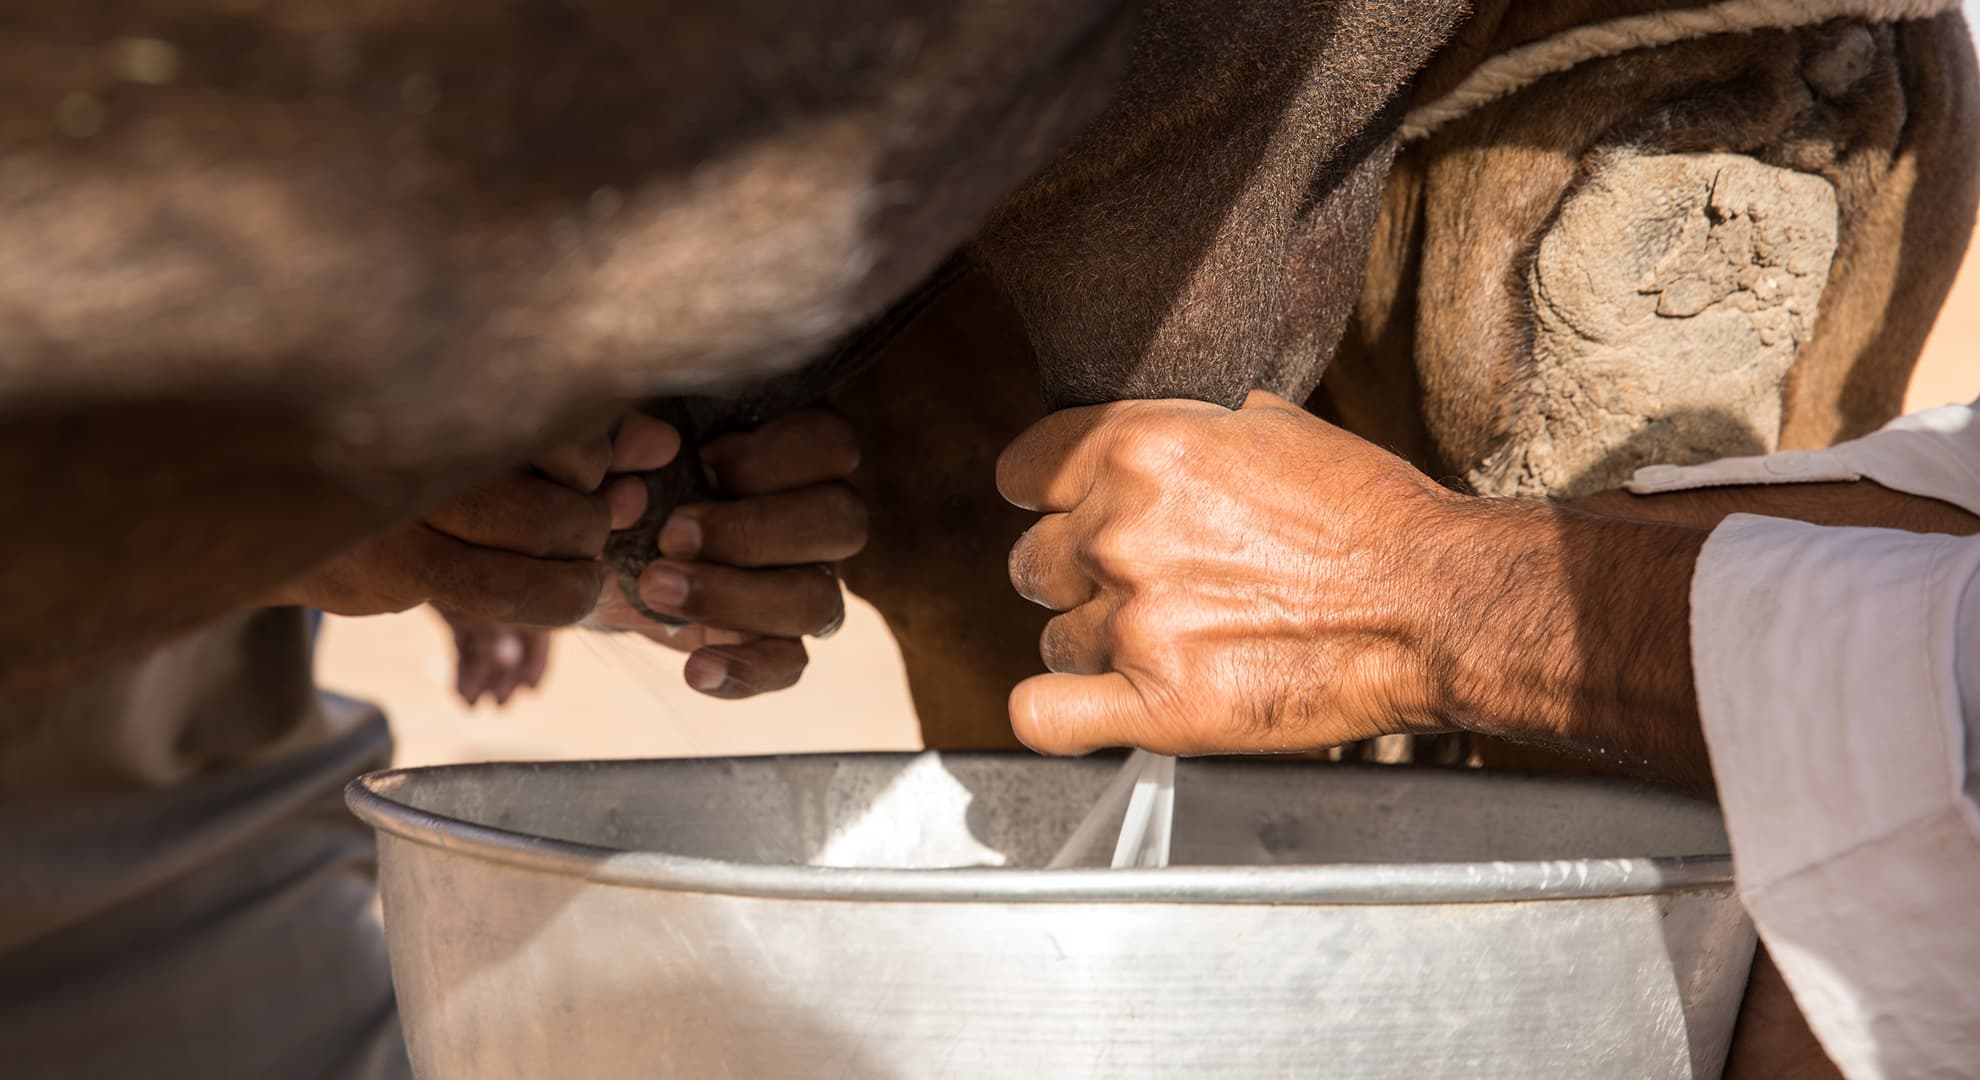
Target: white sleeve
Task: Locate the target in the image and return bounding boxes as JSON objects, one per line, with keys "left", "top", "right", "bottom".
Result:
{"left": 1657, "top": 402, "right": 1980, "bottom": 1079}
{"left": 1626, "top": 399, "right": 1980, "bottom": 515}
{"left": 1693, "top": 520, "right": 1980, "bottom": 1079}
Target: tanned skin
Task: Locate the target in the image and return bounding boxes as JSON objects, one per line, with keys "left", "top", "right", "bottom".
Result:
{"left": 997, "top": 392, "right": 1979, "bottom": 792}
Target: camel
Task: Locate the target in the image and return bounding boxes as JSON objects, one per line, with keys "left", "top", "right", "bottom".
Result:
{"left": 835, "top": 1, "right": 1980, "bottom": 763}
{"left": 1, "top": 2, "right": 1971, "bottom": 1076}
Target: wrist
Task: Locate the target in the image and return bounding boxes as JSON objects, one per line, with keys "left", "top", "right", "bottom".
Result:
{"left": 1414, "top": 497, "right": 1562, "bottom": 733}
{"left": 1423, "top": 496, "right": 1713, "bottom": 785}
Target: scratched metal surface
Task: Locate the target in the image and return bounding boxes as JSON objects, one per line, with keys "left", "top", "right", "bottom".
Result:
{"left": 350, "top": 753, "right": 1754, "bottom": 1079}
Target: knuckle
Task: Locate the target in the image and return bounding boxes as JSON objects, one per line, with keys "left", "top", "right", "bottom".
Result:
{"left": 1109, "top": 415, "right": 1191, "bottom": 476}
{"left": 1080, "top": 521, "right": 1139, "bottom": 576}
{"left": 1110, "top": 594, "right": 1181, "bottom": 664}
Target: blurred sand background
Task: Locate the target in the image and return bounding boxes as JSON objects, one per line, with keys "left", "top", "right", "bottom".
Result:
{"left": 324, "top": 199, "right": 1980, "bottom": 770}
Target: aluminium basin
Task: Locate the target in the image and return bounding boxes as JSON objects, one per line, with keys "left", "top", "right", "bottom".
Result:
{"left": 346, "top": 751, "right": 1754, "bottom": 1079}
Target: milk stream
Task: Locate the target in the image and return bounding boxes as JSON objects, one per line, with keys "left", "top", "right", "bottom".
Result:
{"left": 1047, "top": 750, "right": 1176, "bottom": 869}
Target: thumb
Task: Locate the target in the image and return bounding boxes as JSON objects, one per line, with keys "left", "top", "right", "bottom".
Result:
{"left": 1009, "top": 672, "right": 1149, "bottom": 756}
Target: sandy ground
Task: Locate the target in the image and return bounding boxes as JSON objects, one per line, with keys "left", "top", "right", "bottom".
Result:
{"left": 322, "top": 220, "right": 1980, "bottom": 768}
{"left": 320, "top": 595, "right": 924, "bottom": 766}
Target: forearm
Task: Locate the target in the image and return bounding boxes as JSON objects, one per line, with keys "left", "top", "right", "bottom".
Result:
{"left": 1577, "top": 480, "right": 1980, "bottom": 536}
{"left": 1430, "top": 499, "right": 1713, "bottom": 788}
{"left": 1427, "top": 481, "right": 1980, "bottom": 790}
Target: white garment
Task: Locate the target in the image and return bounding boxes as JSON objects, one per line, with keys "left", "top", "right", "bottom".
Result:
{"left": 1625, "top": 402, "right": 1980, "bottom": 1080}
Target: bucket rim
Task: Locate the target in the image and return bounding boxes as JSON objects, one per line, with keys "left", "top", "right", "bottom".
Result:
{"left": 344, "top": 752, "right": 1735, "bottom": 905}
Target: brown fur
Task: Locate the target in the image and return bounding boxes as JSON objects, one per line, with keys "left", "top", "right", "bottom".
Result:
{"left": 1330, "top": 8, "right": 1980, "bottom": 479}
{"left": 838, "top": 0, "right": 1472, "bottom": 749}
{"left": 1325, "top": 5, "right": 1979, "bottom": 773}
{"left": 0, "top": 0, "right": 1144, "bottom": 684}
{"left": 836, "top": 273, "right": 1052, "bottom": 748}
{"left": 972, "top": 0, "right": 1463, "bottom": 411}
{"left": 843, "top": 7, "right": 1979, "bottom": 761}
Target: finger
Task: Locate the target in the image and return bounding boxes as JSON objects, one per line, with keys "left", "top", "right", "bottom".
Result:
{"left": 612, "top": 413, "right": 682, "bottom": 474}
{"left": 458, "top": 668, "right": 488, "bottom": 706}
{"left": 994, "top": 402, "right": 1134, "bottom": 513}
{"left": 412, "top": 527, "right": 604, "bottom": 627}
{"left": 1008, "top": 672, "right": 1148, "bottom": 756}
{"left": 998, "top": 400, "right": 1235, "bottom": 512}
{"left": 1008, "top": 513, "right": 1094, "bottom": 611}
{"left": 637, "top": 559, "right": 842, "bottom": 638}
{"left": 532, "top": 433, "right": 616, "bottom": 493}
{"left": 426, "top": 472, "right": 612, "bottom": 560}
{"left": 519, "top": 630, "right": 552, "bottom": 689}
{"left": 585, "top": 584, "right": 697, "bottom": 650}
{"left": 456, "top": 646, "right": 491, "bottom": 706}
{"left": 604, "top": 475, "right": 648, "bottom": 531}
{"left": 700, "top": 410, "right": 861, "bottom": 495}
{"left": 1038, "top": 601, "right": 1114, "bottom": 676}
{"left": 661, "top": 484, "right": 868, "bottom": 566}
{"left": 449, "top": 620, "right": 493, "bottom": 705}
{"left": 490, "top": 630, "right": 528, "bottom": 705}
{"left": 683, "top": 638, "right": 809, "bottom": 699}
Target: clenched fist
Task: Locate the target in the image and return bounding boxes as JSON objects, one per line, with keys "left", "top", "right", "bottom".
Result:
{"left": 996, "top": 391, "right": 1468, "bottom": 756}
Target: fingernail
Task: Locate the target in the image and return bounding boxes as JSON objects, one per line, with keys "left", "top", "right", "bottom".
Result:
{"left": 687, "top": 654, "right": 727, "bottom": 692}
{"left": 659, "top": 513, "right": 702, "bottom": 559}
{"left": 641, "top": 564, "right": 690, "bottom": 609}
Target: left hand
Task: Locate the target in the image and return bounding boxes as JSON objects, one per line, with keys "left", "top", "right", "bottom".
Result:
{"left": 997, "top": 391, "right": 1470, "bottom": 756}
{"left": 589, "top": 409, "right": 868, "bottom": 698}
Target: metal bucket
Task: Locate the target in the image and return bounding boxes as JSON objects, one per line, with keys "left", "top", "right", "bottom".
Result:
{"left": 346, "top": 752, "right": 1754, "bottom": 1079}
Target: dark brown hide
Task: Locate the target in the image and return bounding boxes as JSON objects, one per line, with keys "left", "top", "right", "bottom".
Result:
{"left": 839, "top": 0, "right": 1471, "bottom": 748}
{"left": 0, "top": 0, "right": 1142, "bottom": 684}
{"left": 841, "top": 6, "right": 1977, "bottom": 760}
{"left": 1326, "top": 6, "right": 1979, "bottom": 774}
{"left": 1330, "top": 6, "right": 1980, "bottom": 480}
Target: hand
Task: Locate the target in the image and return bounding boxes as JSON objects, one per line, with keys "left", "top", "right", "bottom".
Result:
{"left": 998, "top": 391, "right": 1715, "bottom": 786}
{"left": 436, "top": 608, "right": 553, "bottom": 707}
{"left": 588, "top": 409, "right": 868, "bottom": 699}
{"left": 272, "top": 414, "right": 680, "bottom": 625}
{"left": 996, "top": 391, "right": 1473, "bottom": 756}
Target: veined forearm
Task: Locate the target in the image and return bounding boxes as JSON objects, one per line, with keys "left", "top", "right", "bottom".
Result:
{"left": 1430, "top": 500, "right": 1713, "bottom": 788}
{"left": 1428, "top": 481, "right": 1979, "bottom": 790}
{"left": 1576, "top": 480, "right": 1980, "bottom": 536}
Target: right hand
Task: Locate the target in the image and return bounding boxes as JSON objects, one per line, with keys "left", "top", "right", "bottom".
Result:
{"left": 271, "top": 413, "right": 680, "bottom": 625}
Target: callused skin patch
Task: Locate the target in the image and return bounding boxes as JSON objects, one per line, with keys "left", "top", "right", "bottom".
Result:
{"left": 1473, "top": 151, "right": 1838, "bottom": 499}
